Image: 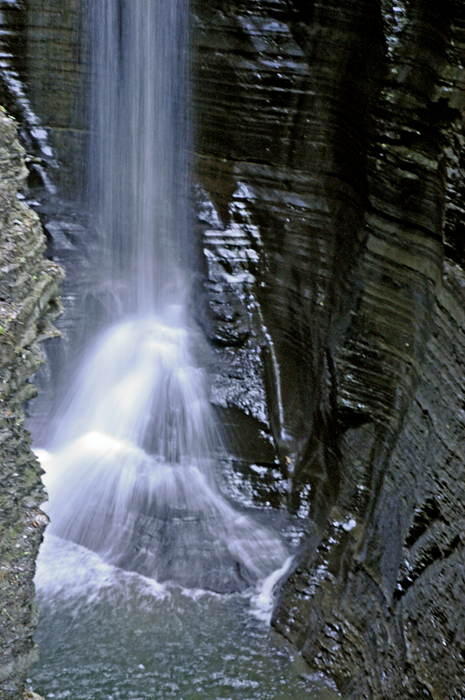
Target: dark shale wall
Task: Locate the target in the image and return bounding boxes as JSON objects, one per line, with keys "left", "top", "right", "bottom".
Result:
{"left": 0, "top": 0, "right": 87, "bottom": 197}
{"left": 24, "top": 0, "right": 88, "bottom": 197}
{"left": 193, "top": 0, "right": 465, "bottom": 698}
{"left": 1, "top": 0, "right": 465, "bottom": 698}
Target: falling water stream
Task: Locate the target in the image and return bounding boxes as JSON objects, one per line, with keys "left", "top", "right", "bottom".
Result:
{"left": 29, "top": 0, "right": 340, "bottom": 697}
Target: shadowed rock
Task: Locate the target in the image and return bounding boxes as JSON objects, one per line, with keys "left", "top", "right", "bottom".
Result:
{"left": 2, "top": 0, "right": 465, "bottom": 697}
{"left": 0, "top": 109, "right": 63, "bottom": 700}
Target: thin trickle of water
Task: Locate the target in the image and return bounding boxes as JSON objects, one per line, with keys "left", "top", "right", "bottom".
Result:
{"left": 0, "top": 0, "right": 58, "bottom": 193}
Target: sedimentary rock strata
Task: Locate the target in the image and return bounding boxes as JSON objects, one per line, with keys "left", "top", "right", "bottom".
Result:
{"left": 1, "top": 0, "right": 465, "bottom": 697}
{"left": 193, "top": 0, "right": 465, "bottom": 696}
{"left": 0, "top": 109, "right": 63, "bottom": 699}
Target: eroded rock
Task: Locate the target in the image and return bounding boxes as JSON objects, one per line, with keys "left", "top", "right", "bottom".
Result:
{"left": 193, "top": 0, "right": 465, "bottom": 697}
{"left": 1, "top": 0, "right": 465, "bottom": 697}
{"left": 0, "top": 108, "right": 63, "bottom": 699}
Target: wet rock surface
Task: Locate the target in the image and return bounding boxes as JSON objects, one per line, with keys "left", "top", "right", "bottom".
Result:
{"left": 193, "top": 0, "right": 465, "bottom": 697}
{"left": 1, "top": 0, "right": 465, "bottom": 697}
{"left": 0, "top": 109, "right": 63, "bottom": 699}
{"left": 0, "top": 0, "right": 87, "bottom": 197}
{"left": 0, "top": 0, "right": 86, "bottom": 197}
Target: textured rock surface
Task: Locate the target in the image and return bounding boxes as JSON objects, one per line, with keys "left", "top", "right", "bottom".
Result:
{"left": 2, "top": 0, "right": 465, "bottom": 697}
{"left": 193, "top": 0, "right": 465, "bottom": 697}
{"left": 0, "top": 109, "right": 63, "bottom": 699}
{"left": 193, "top": 0, "right": 384, "bottom": 485}
{"left": 0, "top": 0, "right": 87, "bottom": 196}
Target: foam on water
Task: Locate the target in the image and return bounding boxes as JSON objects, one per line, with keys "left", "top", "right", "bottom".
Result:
{"left": 32, "top": 535, "right": 341, "bottom": 700}
{"left": 38, "top": 313, "right": 289, "bottom": 593}
{"left": 35, "top": 533, "right": 169, "bottom": 611}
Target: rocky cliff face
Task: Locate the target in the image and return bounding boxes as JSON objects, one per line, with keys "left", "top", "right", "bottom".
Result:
{"left": 2, "top": 0, "right": 465, "bottom": 698}
{"left": 193, "top": 0, "right": 465, "bottom": 697}
{"left": 0, "top": 110, "right": 63, "bottom": 699}
{"left": 0, "top": 0, "right": 86, "bottom": 197}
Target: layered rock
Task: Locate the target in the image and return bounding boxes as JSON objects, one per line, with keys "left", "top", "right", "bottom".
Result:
{"left": 0, "top": 0, "right": 87, "bottom": 197}
{"left": 193, "top": 0, "right": 384, "bottom": 492}
{"left": 0, "top": 109, "right": 63, "bottom": 699}
{"left": 193, "top": 0, "right": 465, "bottom": 697}
{"left": 1, "top": 0, "right": 465, "bottom": 697}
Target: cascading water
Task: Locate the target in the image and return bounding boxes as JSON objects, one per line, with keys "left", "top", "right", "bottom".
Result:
{"left": 29, "top": 2, "right": 342, "bottom": 696}
{"left": 40, "top": 314, "right": 288, "bottom": 592}
{"left": 88, "top": 0, "right": 189, "bottom": 315}
{"left": 36, "top": 0, "right": 288, "bottom": 594}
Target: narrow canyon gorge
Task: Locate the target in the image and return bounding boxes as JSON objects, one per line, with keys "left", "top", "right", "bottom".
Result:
{"left": 1, "top": 1, "right": 464, "bottom": 698}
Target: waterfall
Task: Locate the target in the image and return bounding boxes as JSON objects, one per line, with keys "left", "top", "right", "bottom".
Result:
{"left": 89, "top": 0, "right": 189, "bottom": 314}
{"left": 37, "top": 0, "right": 288, "bottom": 593}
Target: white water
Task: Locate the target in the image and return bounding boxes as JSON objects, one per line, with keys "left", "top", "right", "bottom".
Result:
{"left": 32, "top": 535, "right": 340, "bottom": 700}
{"left": 36, "top": 0, "right": 289, "bottom": 595}
{"left": 88, "top": 0, "right": 190, "bottom": 314}
{"left": 39, "top": 311, "right": 288, "bottom": 592}
{"left": 28, "top": 2, "right": 342, "bottom": 697}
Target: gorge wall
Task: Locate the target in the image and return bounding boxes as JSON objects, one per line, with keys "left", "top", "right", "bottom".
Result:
{"left": 0, "top": 109, "right": 63, "bottom": 698}
{"left": 194, "top": 1, "right": 465, "bottom": 698}
{"left": 0, "top": 0, "right": 464, "bottom": 698}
